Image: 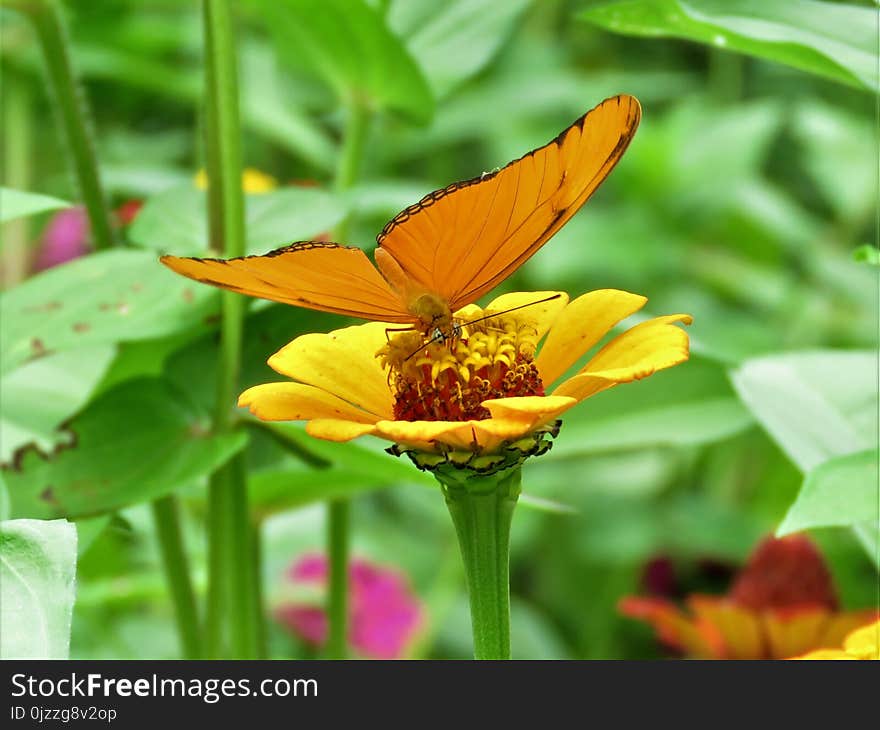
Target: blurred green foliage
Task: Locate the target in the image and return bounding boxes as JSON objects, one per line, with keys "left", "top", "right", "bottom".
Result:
{"left": 0, "top": 0, "right": 876, "bottom": 659}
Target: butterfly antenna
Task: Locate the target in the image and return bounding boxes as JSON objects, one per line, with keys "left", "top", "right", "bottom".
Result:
{"left": 460, "top": 293, "right": 563, "bottom": 329}
{"left": 401, "top": 294, "right": 562, "bottom": 363}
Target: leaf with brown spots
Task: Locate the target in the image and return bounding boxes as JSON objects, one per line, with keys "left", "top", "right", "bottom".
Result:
{"left": 0, "top": 250, "right": 219, "bottom": 375}
{"left": 2, "top": 377, "right": 247, "bottom": 520}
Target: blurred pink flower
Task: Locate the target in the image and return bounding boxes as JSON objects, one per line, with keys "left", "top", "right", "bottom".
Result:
{"left": 34, "top": 207, "right": 90, "bottom": 271}
{"left": 276, "top": 553, "right": 423, "bottom": 659}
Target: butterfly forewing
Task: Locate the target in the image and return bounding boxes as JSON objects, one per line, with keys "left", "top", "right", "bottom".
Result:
{"left": 376, "top": 94, "right": 641, "bottom": 311}
{"left": 160, "top": 242, "right": 412, "bottom": 322}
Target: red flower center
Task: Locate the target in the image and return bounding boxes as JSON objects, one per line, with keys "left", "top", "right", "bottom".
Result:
{"left": 729, "top": 535, "right": 838, "bottom": 611}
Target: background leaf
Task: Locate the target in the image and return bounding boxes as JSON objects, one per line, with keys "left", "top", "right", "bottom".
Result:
{"left": 3, "top": 378, "right": 247, "bottom": 519}
{"left": 731, "top": 350, "right": 877, "bottom": 472}
{"left": 0, "top": 518, "right": 77, "bottom": 658}
{"left": 129, "top": 184, "right": 349, "bottom": 254}
{"left": 0, "top": 187, "right": 71, "bottom": 223}
{"left": 548, "top": 356, "right": 753, "bottom": 457}
{"left": 580, "top": 0, "right": 878, "bottom": 91}
{"left": 261, "top": 0, "right": 434, "bottom": 123}
{"left": 388, "top": 0, "right": 532, "bottom": 98}
{"left": 0, "top": 345, "right": 116, "bottom": 463}
{"left": 777, "top": 449, "right": 879, "bottom": 537}
{"left": 0, "top": 250, "right": 217, "bottom": 375}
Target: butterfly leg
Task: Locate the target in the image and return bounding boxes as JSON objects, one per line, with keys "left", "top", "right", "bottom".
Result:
{"left": 384, "top": 325, "right": 416, "bottom": 342}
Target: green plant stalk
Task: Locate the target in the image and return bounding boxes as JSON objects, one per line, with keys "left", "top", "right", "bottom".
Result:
{"left": 333, "top": 99, "right": 372, "bottom": 243}
{"left": 3, "top": 0, "right": 115, "bottom": 250}
{"left": 202, "top": 0, "right": 258, "bottom": 659}
{"left": 151, "top": 496, "right": 202, "bottom": 659}
{"left": 1, "top": 71, "right": 33, "bottom": 286}
{"left": 322, "top": 98, "right": 372, "bottom": 660}
{"left": 326, "top": 500, "right": 349, "bottom": 659}
{"left": 439, "top": 467, "right": 521, "bottom": 660}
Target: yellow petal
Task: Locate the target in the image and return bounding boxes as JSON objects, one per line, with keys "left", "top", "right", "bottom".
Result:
{"left": 551, "top": 373, "right": 617, "bottom": 402}
{"left": 480, "top": 291, "right": 568, "bottom": 342}
{"left": 535, "top": 289, "right": 647, "bottom": 386}
{"left": 483, "top": 395, "right": 576, "bottom": 427}
{"left": 793, "top": 649, "right": 858, "bottom": 660}
{"left": 373, "top": 417, "right": 536, "bottom": 454}
{"left": 268, "top": 322, "right": 393, "bottom": 419}
{"left": 238, "top": 382, "right": 378, "bottom": 423}
{"left": 306, "top": 419, "right": 378, "bottom": 442}
{"left": 552, "top": 314, "right": 692, "bottom": 402}
{"left": 689, "top": 597, "right": 764, "bottom": 659}
{"left": 761, "top": 609, "right": 830, "bottom": 660}
{"left": 843, "top": 619, "right": 880, "bottom": 659}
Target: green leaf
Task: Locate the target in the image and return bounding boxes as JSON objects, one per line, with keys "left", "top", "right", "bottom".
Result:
{"left": 262, "top": 0, "right": 434, "bottom": 124}
{"left": 549, "top": 356, "right": 753, "bottom": 457}
{"left": 248, "top": 421, "right": 430, "bottom": 518}
{"left": 0, "top": 345, "right": 116, "bottom": 463}
{"left": 0, "top": 187, "right": 71, "bottom": 223}
{"left": 731, "top": 350, "right": 877, "bottom": 472}
{"left": 73, "top": 41, "right": 336, "bottom": 171}
{"left": 792, "top": 101, "right": 876, "bottom": 223}
{"left": 777, "top": 449, "right": 879, "bottom": 538}
{"left": 853, "top": 245, "right": 880, "bottom": 266}
{"left": 3, "top": 378, "right": 247, "bottom": 520}
{"left": 0, "top": 518, "right": 77, "bottom": 658}
{"left": 388, "top": 0, "right": 532, "bottom": 98}
{"left": 580, "top": 0, "right": 877, "bottom": 91}
{"left": 0, "top": 249, "right": 218, "bottom": 376}
{"left": 129, "top": 184, "right": 348, "bottom": 255}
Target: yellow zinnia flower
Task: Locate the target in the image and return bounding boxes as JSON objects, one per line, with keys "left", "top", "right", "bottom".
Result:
{"left": 793, "top": 620, "right": 880, "bottom": 660}
{"left": 239, "top": 289, "right": 691, "bottom": 471}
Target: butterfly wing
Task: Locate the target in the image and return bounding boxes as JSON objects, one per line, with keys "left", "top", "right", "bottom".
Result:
{"left": 376, "top": 94, "right": 641, "bottom": 311}
{"left": 160, "top": 242, "right": 413, "bottom": 323}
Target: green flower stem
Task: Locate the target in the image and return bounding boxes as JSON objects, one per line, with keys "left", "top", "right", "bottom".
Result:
{"left": 322, "top": 97, "right": 372, "bottom": 661}
{"left": 151, "top": 496, "right": 202, "bottom": 659}
{"left": 326, "top": 500, "right": 350, "bottom": 659}
{"left": 438, "top": 467, "right": 522, "bottom": 660}
{"left": 202, "top": 0, "right": 258, "bottom": 659}
{"left": 2, "top": 0, "right": 115, "bottom": 250}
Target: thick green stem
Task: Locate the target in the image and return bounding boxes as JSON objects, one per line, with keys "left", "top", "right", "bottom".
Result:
{"left": 4, "top": 0, "right": 115, "bottom": 250}
{"left": 151, "top": 497, "right": 202, "bottom": 659}
{"left": 439, "top": 467, "right": 521, "bottom": 660}
{"left": 202, "top": 0, "right": 258, "bottom": 659}
{"left": 326, "top": 500, "right": 350, "bottom": 659}
{"left": 1, "top": 71, "right": 33, "bottom": 285}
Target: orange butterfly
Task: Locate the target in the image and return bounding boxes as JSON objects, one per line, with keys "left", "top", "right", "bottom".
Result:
{"left": 161, "top": 95, "right": 641, "bottom": 339}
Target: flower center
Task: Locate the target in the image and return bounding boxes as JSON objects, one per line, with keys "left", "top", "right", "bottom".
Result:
{"left": 376, "top": 312, "right": 545, "bottom": 422}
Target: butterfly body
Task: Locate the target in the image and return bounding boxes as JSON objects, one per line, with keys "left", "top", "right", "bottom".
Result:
{"left": 161, "top": 95, "right": 642, "bottom": 339}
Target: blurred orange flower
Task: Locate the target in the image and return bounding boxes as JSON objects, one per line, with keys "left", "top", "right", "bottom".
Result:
{"left": 620, "top": 535, "right": 877, "bottom": 660}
